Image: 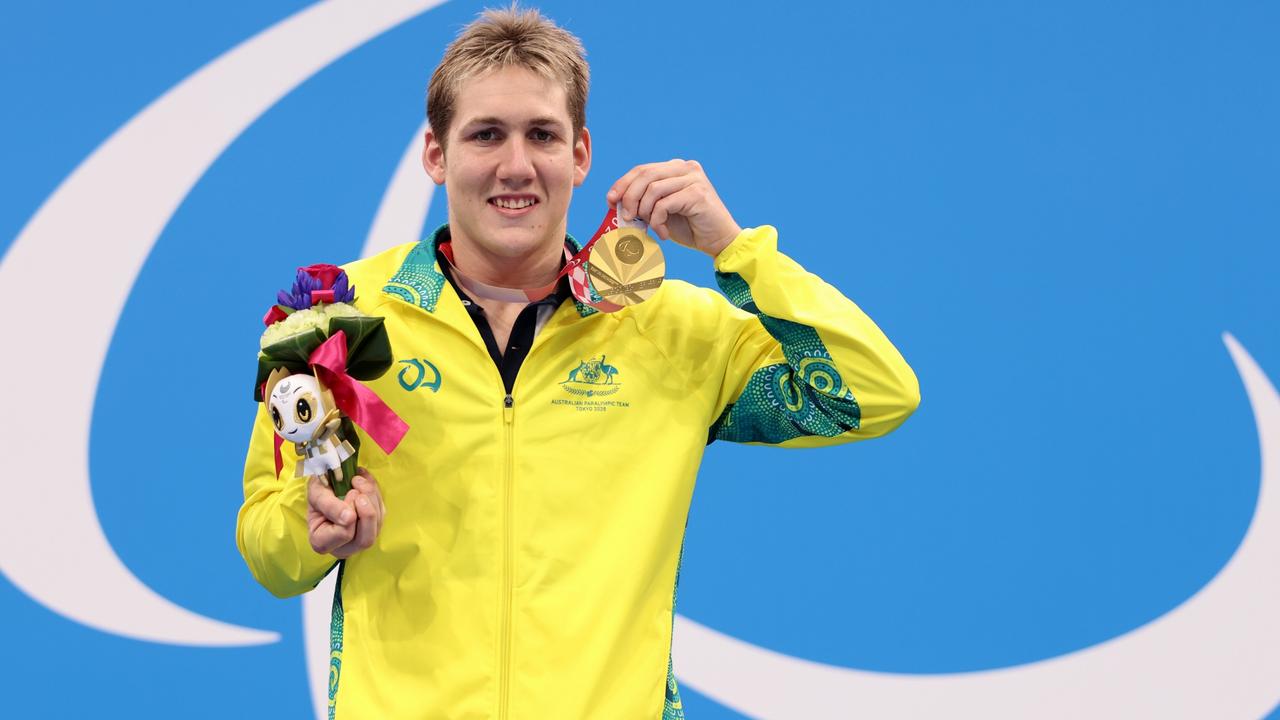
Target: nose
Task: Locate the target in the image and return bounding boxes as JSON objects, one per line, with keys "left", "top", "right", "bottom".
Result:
{"left": 496, "top": 137, "right": 535, "bottom": 183}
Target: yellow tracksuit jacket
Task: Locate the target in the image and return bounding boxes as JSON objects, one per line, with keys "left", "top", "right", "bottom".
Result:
{"left": 237, "top": 224, "right": 919, "bottom": 719}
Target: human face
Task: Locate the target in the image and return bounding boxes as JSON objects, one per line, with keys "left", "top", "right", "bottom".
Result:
{"left": 422, "top": 65, "right": 591, "bottom": 277}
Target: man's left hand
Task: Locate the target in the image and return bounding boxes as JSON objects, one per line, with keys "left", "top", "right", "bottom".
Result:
{"left": 607, "top": 159, "right": 741, "bottom": 258}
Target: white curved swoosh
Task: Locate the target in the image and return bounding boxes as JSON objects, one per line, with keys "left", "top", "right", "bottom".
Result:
{"left": 0, "top": 0, "right": 445, "bottom": 645}
{"left": 674, "top": 332, "right": 1280, "bottom": 718}
{"left": 304, "top": 121, "right": 435, "bottom": 720}
{"left": 361, "top": 121, "right": 435, "bottom": 259}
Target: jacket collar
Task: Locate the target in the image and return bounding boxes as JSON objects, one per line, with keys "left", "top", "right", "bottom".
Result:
{"left": 382, "top": 224, "right": 598, "bottom": 318}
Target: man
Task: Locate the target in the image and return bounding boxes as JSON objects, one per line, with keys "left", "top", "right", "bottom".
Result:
{"left": 237, "top": 7, "right": 919, "bottom": 719}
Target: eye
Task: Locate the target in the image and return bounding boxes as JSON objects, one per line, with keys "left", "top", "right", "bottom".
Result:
{"left": 270, "top": 406, "right": 282, "bottom": 431}
{"left": 530, "top": 128, "right": 554, "bottom": 143}
{"left": 295, "top": 397, "right": 312, "bottom": 424}
{"left": 473, "top": 128, "right": 501, "bottom": 143}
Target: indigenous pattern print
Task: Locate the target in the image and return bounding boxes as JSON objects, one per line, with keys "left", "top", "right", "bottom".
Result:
{"left": 384, "top": 225, "right": 599, "bottom": 317}
{"left": 384, "top": 239, "right": 446, "bottom": 311}
{"left": 664, "top": 533, "right": 687, "bottom": 720}
{"left": 664, "top": 655, "right": 685, "bottom": 720}
{"left": 328, "top": 562, "right": 345, "bottom": 720}
{"left": 710, "top": 271, "right": 862, "bottom": 444}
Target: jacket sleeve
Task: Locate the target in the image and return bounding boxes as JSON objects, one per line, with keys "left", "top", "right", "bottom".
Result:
{"left": 235, "top": 403, "right": 337, "bottom": 597}
{"left": 707, "top": 225, "right": 920, "bottom": 447}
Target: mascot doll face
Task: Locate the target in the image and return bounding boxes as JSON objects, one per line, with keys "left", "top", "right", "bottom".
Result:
{"left": 268, "top": 373, "right": 329, "bottom": 442}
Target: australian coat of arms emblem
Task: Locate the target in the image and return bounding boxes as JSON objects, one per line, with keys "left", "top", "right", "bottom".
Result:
{"left": 560, "top": 355, "right": 622, "bottom": 397}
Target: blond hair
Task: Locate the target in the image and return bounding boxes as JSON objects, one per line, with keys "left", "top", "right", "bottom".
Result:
{"left": 427, "top": 5, "right": 589, "bottom": 148}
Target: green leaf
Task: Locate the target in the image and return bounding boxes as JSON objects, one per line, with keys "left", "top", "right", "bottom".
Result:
{"left": 252, "top": 358, "right": 299, "bottom": 401}
{"left": 253, "top": 327, "right": 326, "bottom": 400}
{"left": 329, "top": 315, "right": 393, "bottom": 381}
{"left": 261, "top": 327, "right": 327, "bottom": 364}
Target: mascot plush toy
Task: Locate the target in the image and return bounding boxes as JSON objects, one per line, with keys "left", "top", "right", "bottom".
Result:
{"left": 254, "top": 264, "right": 408, "bottom": 498}
{"left": 264, "top": 369, "right": 355, "bottom": 491}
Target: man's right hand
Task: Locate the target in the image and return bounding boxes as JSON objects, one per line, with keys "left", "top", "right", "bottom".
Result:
{"left": 307, "top": 469, "right": 385, "bottom": 559}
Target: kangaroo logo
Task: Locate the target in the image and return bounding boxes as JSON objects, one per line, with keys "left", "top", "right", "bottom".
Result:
{"left": 397, "top": 358, "right": 442, "bottom": 393}
{"left": 560, "top": 355, "right": 621, "bottom": 397}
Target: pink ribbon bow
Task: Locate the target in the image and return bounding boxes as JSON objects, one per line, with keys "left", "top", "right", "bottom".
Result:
{"left": 271, "top": 330, "right": 409, "bottom": 476}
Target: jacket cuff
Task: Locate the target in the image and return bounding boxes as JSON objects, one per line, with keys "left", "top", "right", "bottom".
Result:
{"left": 712, "top": 225, "right": 778, "bottom": 273}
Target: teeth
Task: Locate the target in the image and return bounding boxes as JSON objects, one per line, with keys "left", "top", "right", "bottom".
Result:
{"left": 494, "top": 197, "right": 535, "bottom": 209}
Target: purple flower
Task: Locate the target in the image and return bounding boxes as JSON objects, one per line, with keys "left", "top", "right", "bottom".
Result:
{"left": 332, "top": 272, "right": 354, "bottom": 303}
{"left": 275, "top": 263, "right": 356, "bottom": 309}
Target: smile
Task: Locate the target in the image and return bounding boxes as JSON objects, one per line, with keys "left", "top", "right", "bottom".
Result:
{"left": 489, "top": 196, "right": 538, "bottom": 211}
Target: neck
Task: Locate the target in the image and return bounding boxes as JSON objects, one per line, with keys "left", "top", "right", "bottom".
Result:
{"left": 446, "top": 225, "right": 565, "bottom": 290}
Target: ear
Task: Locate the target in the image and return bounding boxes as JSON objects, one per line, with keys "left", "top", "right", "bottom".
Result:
{"left": 572, "top": 126, "right": 592, "bottom": 187}
{"left": 312, "top": 370, "right": 329, "bottom": 396}
{"left": 422, "top": 128, "right": 447, "bottom": 185}
{"left": 263, "top": 366, "right": 290, "bottom": 402}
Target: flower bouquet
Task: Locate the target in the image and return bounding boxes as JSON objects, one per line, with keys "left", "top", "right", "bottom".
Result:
{"left": 253, "top": 264, "right": 408, "bottom": 498}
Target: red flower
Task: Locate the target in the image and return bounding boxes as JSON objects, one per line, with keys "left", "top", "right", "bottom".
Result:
{"left": 301, "top": 263, "right": 342, "bottom": 288}
{"left": 276, "top": 263, "right": 355, "bottom": 311}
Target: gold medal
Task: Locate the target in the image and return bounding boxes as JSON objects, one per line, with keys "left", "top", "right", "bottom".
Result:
{"left": 586, "top": 226, "right": 665, "bottom": 306}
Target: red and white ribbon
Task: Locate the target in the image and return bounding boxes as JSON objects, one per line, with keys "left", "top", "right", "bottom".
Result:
{"left": 439, "top": 207, "right": 637, "bottom": 313}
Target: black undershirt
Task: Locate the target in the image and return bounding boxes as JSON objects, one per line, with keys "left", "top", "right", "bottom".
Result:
{"left": 437, "top": 246, "right": 572, "bottom": 394}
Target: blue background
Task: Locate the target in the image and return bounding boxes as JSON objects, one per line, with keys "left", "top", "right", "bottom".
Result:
{"left": 2, "top": 1, "right": 1278, "bottom": 717}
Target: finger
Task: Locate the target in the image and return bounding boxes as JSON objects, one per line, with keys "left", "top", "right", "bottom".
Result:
{"left": 352, "top": 470, "right": 386, "bottom": 520}
{"left": 310, "top": 475, "right": 355, "bottom": 525}
{"left": 650, "top": 184, "right": 705, "bottom": 234}
{"left": 609, "top": 160, "right": 686, "bottom": 219}
{"left": 351, "top": 490, "right": 381, "bottom": 549}
{"left": 608, "top": 159, "right": 702, "bottom": 205}
{"left": 606, "top": 162, "right": 658, "bottom": 209}
{"left": 310, "top": 519, "right": 356, "bottom": 555}
{"left": 331, "top": 492, "right": 381, "bottom": 558}
{"left": 636, "top": 175, "right": 697, "bottom": 225}
{"left": 617, "top": 160, "right": 689, "bottom": 221}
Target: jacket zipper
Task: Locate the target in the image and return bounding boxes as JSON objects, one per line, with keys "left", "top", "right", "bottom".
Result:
{"left": 495, "top": 308, "right": 565, "bottom": 718}
{"left": 499, "top": 392, "right": 515, "bottom": 719}
{"left": 397, "top": 276, "right": 572, "bottom": 717}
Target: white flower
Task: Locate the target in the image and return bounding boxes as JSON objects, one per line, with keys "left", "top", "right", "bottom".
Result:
{"left": 259, "top": 302, "right": 365, "bottom": 350}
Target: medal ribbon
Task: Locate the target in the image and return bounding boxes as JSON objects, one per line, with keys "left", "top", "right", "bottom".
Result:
{"left": 438, "top": 208, "right": 628, "bottom": 311}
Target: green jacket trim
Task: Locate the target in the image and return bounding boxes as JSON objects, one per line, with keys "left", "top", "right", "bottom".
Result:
{"left": 328, "top": 560, "right": 346, "bottom": 720}
{"left": 383, "top": 224, "right": 599, "bottom": 318}
{"left": 708, "top": 270, "right": 862, "bottom": 444}
{"left": 663, "top": 528, "right": 687, "bottom": 720}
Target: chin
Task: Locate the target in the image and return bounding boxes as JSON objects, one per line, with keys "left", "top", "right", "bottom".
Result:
{"left": 486, "top": 227, "right": 558, "bottom": 257}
